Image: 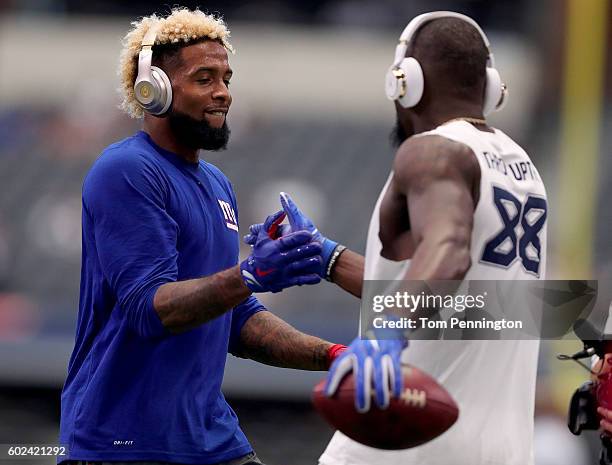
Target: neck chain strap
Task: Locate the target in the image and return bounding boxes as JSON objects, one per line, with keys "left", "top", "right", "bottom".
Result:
{"left": 445, "top": 117, "right": 487, "bottom": 126}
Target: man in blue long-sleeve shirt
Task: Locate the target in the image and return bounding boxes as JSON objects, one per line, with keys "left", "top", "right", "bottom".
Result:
{"left": 59, "top": 8, "right": 353, "bottom": 465}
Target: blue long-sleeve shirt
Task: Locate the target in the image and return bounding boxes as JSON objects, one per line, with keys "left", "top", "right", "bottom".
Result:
{"left": 59, "top": 131, "right": 264, "bottom": 464}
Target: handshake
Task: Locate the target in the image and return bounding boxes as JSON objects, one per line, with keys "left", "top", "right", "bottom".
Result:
{"left": 240, "top": 193, "right": 408, "bottom": 413}
{"left": 240, "top": 192, "right": 344, "bottom": 294}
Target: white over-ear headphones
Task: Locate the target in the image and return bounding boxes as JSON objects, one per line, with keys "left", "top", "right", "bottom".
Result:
{"left": 134, "top": 25, "right": 173, "bottom": 116}
{"left": 384, "top": 11, "right": 508, "bottom": 115}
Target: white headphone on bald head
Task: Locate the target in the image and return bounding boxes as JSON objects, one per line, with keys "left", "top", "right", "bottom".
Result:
{"left": 384, "top": 11, "right": 508, "bottom": 115}
{"left": 134, "top": 25, "right": 173, "bottom": 116}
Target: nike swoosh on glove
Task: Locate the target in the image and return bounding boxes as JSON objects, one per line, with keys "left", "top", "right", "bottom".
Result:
{"left": 240, "top": 212, "right": 323, "bottom": 293}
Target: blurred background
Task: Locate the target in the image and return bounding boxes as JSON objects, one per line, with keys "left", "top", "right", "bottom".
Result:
{"left": 0, "top": 0, "right": 610, "bottom": 463}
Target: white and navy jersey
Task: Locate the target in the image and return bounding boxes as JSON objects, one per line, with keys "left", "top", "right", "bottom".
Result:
{"left": 320, "top": 120, "right": 547, "bottom": 465}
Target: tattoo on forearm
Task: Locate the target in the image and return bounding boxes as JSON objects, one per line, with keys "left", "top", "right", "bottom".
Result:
{"left": 155, "top": 265, "right": 250, "bottom": 333}
{"left": 238, "top": 312, "right": 332, "bottom": 371}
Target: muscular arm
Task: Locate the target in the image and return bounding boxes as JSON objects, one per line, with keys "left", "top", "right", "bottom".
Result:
{"left": 235, "top": 311, "right": 333, "bottom": 370}
{"left": 330, "top": 249, "right": 364, "bottom": 298}
{"left": 394, "top": 135, "right": 480, "bottom": 280}
{"left": 154, "top": 265, "right": 251, "bottom": 333}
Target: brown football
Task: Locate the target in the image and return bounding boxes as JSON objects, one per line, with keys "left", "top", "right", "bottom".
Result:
{"left": 312, "top": 364, "right": 459, "bottom": 450}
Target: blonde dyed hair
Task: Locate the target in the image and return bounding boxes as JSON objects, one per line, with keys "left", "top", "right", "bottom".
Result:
{"left": 118, "top": 8, "right": 234, "bottom": 118}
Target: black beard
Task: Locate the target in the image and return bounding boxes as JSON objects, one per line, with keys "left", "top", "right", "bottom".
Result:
{"left": 390, "top": 118, "right": 408, "bottom": 148}
{"left": 167, "top": 110, "right": 230, "bottom": 151}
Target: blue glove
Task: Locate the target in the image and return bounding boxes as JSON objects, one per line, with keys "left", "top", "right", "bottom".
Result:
{"left": 324, "top": 331, "right": 408, "bottom": 412}
{"left": 244, "top": 192, "right": 339, "bottom": 279}
{"left": 243, "top": 210, "right": 292, "bottom": 244}
{"left": 240, "top": 211, "right": 323, "bottom": 293}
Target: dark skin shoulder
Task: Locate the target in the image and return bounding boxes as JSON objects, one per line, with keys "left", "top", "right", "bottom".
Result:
{"left": 379, "top": 134, "right": 481, "bottom": 280}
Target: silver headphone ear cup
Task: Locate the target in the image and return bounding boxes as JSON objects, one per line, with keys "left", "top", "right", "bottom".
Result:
{"left": 385, "top": 65, "right": 403, "bottom": 101}
{"left": 147, "top": 66, "right": 173, "bottom": 116}
{"left": 484, "top": 67, "right": 503, "bottom": 116}
{"left": 134, "top": 78, "right": 156, "bottom": 107}
{"left": 397, "top": 57, "right": 424, "bottom": 109}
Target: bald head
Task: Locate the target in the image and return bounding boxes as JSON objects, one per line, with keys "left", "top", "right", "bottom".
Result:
{"left": 410, "top": 17, "right": 489, "bottom": 104}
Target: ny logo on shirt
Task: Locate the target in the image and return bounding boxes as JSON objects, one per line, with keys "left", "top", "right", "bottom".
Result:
{"left": 217, "top": 200, "right": 238, "bottom": 231}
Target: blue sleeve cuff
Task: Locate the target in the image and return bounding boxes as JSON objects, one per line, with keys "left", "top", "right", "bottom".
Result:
{"left": 228, "top": 296, "right": 267, "bottom": 356}
{"left": 127, "top": 284, "right": 170, "bottom": 340}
